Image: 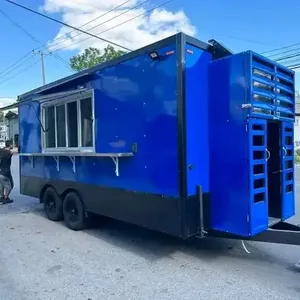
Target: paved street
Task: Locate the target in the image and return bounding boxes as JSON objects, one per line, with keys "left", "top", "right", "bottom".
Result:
{"left": 0, "top": 155, "right": 299, "bottom": 300}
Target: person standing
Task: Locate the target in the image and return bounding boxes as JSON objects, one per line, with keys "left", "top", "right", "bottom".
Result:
{"left": 0, "top": 140, "right": 14, "bottom": 204}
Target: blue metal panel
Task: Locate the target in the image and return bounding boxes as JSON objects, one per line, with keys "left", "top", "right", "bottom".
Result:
{"left": 19, "top": 102, "right": 42, "bottom": 153}
{"left": 209, "top": 54, "right": 251, "bottom": 237}
{"left": 18, "top": 35, "right": 182, "bottom": 101}
{"left": 281, "top": 122, "right": 295, "bottom": 220}
{"left": 248, "top": 119, "right": 268, "bottom": 235}
{"left": 20, "top": 43, "right": 179, "bottom": 197}
{"left": 248, "top": 52, "right": 295, "bottom": 122}
{"left": 19, "top": 102, "right": 44, "bottom": 178}
{"left": 185, "top": 44, "right": 212, "bottom": 195}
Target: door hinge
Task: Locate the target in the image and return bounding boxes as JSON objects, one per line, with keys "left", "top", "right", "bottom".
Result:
{"left": 247, "top": 215, "right": 250, "bottom": 222}
{"left": 245, "top": 124, "right": 248, "bottom": 132}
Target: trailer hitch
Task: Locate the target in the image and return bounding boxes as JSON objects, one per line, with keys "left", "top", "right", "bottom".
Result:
{"left": 208, "top": 222, "right": 300, "bottom": 246}
{"left": 251, "top": 221, "right": 300, "bottom": 246}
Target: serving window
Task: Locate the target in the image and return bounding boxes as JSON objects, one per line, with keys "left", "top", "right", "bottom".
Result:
{"left": 41, "top": 90, "right": 94, "bottom": 152}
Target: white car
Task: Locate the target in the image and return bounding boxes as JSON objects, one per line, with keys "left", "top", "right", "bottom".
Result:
{"left": 0, "top": 140, "right": 5, "bottom": 148}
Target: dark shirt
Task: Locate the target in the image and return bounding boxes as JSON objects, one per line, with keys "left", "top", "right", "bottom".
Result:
{"left": 0, "top": 148, "right": 12, "bottom": 177}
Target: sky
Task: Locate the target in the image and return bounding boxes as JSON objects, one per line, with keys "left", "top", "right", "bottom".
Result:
{"left": 0, "top": 0, "right": 300, "bottom": 106}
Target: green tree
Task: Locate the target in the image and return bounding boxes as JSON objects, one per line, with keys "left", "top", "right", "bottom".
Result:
{"left": 70, "top": 45, "right": 127, "bottom": 72}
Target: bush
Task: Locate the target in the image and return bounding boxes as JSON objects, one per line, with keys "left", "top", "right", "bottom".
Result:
{"left": 295, "top": 154, "right": 300, "bottom": 164}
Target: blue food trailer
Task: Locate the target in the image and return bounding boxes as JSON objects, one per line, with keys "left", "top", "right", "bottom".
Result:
{"left": 3, "top": 33, "right": 300, "bottom": 245}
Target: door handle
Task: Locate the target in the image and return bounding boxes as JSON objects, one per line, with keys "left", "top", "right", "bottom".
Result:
{"left": 282, "top": 147, "right": 287, "bottom": 158}
{"left": 265, "top": 149, "right": 270, "bottom": 161}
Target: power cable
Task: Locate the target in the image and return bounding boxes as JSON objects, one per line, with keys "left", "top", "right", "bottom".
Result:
{"left": 0, "top": 50, "right": 33, "bottom": 76}
{"left": 4, "top": 0, "right": 132, "bottom": 51}
{"left": 274, "top": 52, "right": 300, "bottom": 63}
{"left": 265, "top": 46, "right": 300, "bottom": 59}
{"left": 0, "top": 54, "right": 36, "bottom": 79}
{"left": 0, "top": 8, "right": 71, "bottom": 70}
{"left": 0, "top": 59, "right": 40, "bottom": 86}
{"left": 36, "top": 0, "right": 132, "bottom": 51}
{"left": 1, "top": 0, "right": 170, "bottom": 86}
{"left": 286, "top": 63, "right": 300, "bottom": 70}
{"left": 52, "top": 0, "right": 174, "bottom": 53}
{"left": 47, "top": 0, "right": 153, "bottom": 50}
{"left": 261, "top": 42, "right": 300, "bottom": 55}
{"left": 262, "top": 45, "right": 300, "bottom": 70}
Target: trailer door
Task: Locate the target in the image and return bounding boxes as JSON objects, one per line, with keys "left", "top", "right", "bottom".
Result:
{"left": 281, "top": 121, "right": 295, "bottom": 220}
{"left": 248, "top": 119, "right": 269, "bottom": 235}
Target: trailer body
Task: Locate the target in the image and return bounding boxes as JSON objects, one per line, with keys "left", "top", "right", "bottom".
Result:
{"left": 18, "top": 34, "right": 213, "bottom": 238}
{"left": 14, "top": 33, "right": 299, "bottom": 243}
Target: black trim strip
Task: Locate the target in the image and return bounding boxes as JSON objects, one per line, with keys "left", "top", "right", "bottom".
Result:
{"left": 185, "top": 35, "right": 212, "bottom": 52}
{"left": 20, "top": 175, "right": 185, "bottom": 237}
{"left": 208, "top": 39, "right": 233, "bottom": 59}
{"left": 176, "top": 33, "right": 187, "bottom": 236}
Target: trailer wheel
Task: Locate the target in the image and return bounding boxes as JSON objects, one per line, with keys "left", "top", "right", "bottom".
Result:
{"left": 43, "top": 187, "right": 63, "bottom": 221}
{"left": 63, "top": 192, "right": 87, "bottom": 231}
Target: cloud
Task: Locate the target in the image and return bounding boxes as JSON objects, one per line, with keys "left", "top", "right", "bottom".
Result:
{"left": 0, "top": 97, "right": 16, "bottom": 108}
{"left": 42, "top": 0, "right": 197, "bottom": 52}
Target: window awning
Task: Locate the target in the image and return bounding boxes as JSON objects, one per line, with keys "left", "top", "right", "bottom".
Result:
{"left": 0, "top": 88, "right": 87, "bottom": 112}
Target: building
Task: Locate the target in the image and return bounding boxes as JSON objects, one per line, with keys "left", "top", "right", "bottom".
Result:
{"left": 4, "top": 109, "right": 19, "bottom": 147}
{"left": 0, "top": 123, "right": 7, "bottom": 141}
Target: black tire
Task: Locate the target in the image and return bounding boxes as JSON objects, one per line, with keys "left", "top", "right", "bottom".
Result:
{"left": 63, "top": 192, "right": 87, "bottom": 231}
{"left": 43, "top": 187, "right": 63, "bottom": 221}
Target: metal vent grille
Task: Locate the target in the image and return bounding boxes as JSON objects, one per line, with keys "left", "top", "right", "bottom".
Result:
{"left": 250, "top": 52, "right": 295, "bottom": 122}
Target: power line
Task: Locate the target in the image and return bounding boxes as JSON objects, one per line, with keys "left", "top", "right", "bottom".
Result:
{"left": 286, "top": 63, "right": 300, "bottom": 70}
{"left": 52, "top": 0, "right": 174, "bottom": 53}
{"left": 0, "top": 59, "right": 40, "bottom": 86}
{"left": 262, "top": 44, "right": 300, "bottom": 70}
{"left": 274, "top": 52, "right": 300, "bottom": 63}
{"left": 0, "top": 7, "right": 71, "bottom": 70}
{"left": 265, "top": 47, "right": 300, "bottom": 59}
{"left": 47, "top": 0, "right": 152, "bottom": 50}
{"left": 261, "top": 42, "right": 300, "bottom": 55}
{"left": 0, "top": 54, "right": 36, "bottom": 79}
{"left": 0, "top": 51, "right": 33, "bottom": 77}
{"left": 38, "top": 0, "right": 132, "bottom": 49}
{"left": 4, "top": 0, "right": 132, "bottom": 51}
{"left": 269, "top": 49, "right": 300, "bottom": 69}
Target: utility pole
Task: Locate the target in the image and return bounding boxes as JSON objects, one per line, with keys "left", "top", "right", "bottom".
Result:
{"left": 33, "top": 50, "right": 46, "bottom": 85}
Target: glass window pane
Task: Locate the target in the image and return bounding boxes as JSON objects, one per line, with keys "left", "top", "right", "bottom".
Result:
{"left": 80, "top": 97, "right": 93, "bottom": 147}
{"left": 67, "top": 101, "right": 78, "bottom": 147}
{"left": 56, "top": 105, "right": 66, "bottom": 147}
{"left": 45, "top": 106, "right": 55, "bottom": 148}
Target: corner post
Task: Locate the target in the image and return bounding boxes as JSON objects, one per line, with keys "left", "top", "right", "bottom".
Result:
{"left": 176, "top": 33, "right": 187, "bottom": 236}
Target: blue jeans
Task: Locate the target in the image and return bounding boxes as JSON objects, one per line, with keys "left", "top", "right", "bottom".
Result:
{"left": 0, "top": 174, "right": 13, "bottom": 198}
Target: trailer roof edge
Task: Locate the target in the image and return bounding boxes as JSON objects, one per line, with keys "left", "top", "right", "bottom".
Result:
{"left": 0, "top": 101, "right": 19, "bottom": 111}
{"left": 18, "top": 33, "right": 213, "bottom": 101}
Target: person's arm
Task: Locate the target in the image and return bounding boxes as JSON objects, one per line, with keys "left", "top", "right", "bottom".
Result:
{"left": 10, "top": 148, "right": 18, "bottom": 155}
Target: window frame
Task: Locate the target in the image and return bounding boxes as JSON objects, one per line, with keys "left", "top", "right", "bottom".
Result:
{"left": 41, "top": 89, "right": 95, "bottom": 153}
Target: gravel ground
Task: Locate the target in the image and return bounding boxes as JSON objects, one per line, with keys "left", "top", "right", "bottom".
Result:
{"left": 0, "top": 156, "right": 299, "bottom": 300}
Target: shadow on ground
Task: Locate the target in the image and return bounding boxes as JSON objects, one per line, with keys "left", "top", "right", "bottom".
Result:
{"left": 28, "top": 204, "right": 299, "bottom": 273}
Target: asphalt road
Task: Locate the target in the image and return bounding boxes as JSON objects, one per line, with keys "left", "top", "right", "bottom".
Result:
{"left": 0, "top": 156, "right": 299, "bottom": 300}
